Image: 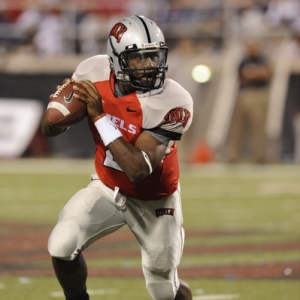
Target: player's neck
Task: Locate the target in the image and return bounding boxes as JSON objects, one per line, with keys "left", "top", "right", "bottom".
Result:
{"left": 116, "top": 80, "right": 136, "bottom": 96}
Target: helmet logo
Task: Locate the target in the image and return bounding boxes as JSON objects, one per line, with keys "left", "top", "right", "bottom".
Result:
{"left": 109, "top": 23, "right": 127, "bottom": 43}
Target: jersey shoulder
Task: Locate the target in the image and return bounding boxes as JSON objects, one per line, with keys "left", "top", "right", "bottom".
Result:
{"left": 138, "top": 78, "right": 193, "bottom": 131}
{"left": 72, "top": 55, "right": 111, "bottom": 83}
{"left": 164, "top": 78, "right": 193, "bottom": 107}
{"left": 139, "top": 78, "right": 193, "bottom": 106}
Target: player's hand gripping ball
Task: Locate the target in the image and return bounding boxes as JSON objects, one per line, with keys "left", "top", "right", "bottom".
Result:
{"left": 46, "top": 80, "right": 87, "bottom": 128}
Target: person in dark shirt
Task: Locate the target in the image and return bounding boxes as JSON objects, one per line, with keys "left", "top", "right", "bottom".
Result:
{"left": 227, "top": 39, "right": 273, "bottom": 164}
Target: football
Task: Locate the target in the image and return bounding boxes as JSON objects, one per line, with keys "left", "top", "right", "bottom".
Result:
{"left": 46, "top": 81, "right": 87, "bottom": 128}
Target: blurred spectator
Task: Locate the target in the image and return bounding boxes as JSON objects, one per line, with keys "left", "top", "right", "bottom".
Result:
{"left": 171, "top": 0, "right": 222, "bottom": 23}
{"left": 0, "top": 3, "right": 25, "bottom": 52}
{"left": 0, "top": 8, "right": 11, "bottom": 24}
{"left": 33, "top": 2, "right": 64, "bottom": 56}
{"left": 226, "top": 38, "right": 272, "bottom": 164}
{"left": 15, "top": 1, "right": 66, "bottom": 56}
{"left": 77, "top": 11, "right": 103, "bottom": 55}
{"left": 233, "top": 1, "right": 269, "bottom": 38}
{"left": 15, "top": 5, "right": 42, "bottom": 52}
{"left": 0, "top": 2, "right": 21, "bottom": 24}
{"left": 265, "top": 0, "right": 300, "bottom": 32}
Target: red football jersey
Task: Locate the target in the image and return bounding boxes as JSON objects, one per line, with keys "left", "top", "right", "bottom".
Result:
{"left": 73, "top": 55, "right": 193, "bottom": 200}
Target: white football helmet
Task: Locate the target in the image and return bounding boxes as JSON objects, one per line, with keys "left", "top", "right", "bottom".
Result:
{"left": 107, "top": 15, "right": 168, "bottom": 91}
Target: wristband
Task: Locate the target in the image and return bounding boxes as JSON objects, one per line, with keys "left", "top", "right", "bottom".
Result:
{"left": 93, "top": 113, "right": 106, "bottom": 123}
{"left": 94, "top": 115, "right": 122, "bottom": 146}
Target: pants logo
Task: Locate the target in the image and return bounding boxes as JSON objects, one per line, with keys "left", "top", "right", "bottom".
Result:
{"left": 155, "top": 208, "right": 175, "bottom": 217}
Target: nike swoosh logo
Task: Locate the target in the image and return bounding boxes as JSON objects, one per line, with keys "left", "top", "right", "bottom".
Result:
{"left": 126, "top": 107, "right": 137, "bottom": 112}
{"left": 64, "top": 90, "right": 74, "bottom": 103}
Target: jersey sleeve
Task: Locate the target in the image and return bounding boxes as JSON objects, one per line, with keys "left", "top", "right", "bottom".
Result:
{"left": 139, "top": 79, "right": 193, "bottom": 141}
{"left": 144, "top": 130, "right": 171, "bottom": 145}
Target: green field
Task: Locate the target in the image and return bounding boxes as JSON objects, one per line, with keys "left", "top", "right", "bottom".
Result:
{"left": 0, "top": 159, "right": 300, "bottom": 300}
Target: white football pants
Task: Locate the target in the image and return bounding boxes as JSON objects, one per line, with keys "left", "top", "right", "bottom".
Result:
{"left": 48, "top": 173, "right": 185, "bottom": 300}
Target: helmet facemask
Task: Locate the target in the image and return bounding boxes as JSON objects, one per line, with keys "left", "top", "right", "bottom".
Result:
{"left": 118, "top": 44, "right": 168, "bottom": 91}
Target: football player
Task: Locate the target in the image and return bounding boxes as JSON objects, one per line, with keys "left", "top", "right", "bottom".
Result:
{"left": 41, "top": 15, "right": 193, "bottom": 300}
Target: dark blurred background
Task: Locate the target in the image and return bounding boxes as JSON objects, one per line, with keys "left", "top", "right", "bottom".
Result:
{"left": 1, "top": 0, "right": 300, "bottom": 164}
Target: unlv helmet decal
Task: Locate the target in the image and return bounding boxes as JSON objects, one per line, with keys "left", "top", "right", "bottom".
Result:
{"left": 109, "top": 23, "right": 128, "bottom": 43}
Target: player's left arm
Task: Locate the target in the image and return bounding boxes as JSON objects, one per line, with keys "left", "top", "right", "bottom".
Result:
{"left": 108, "top": 132, "right": 167, "bottom": 182}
